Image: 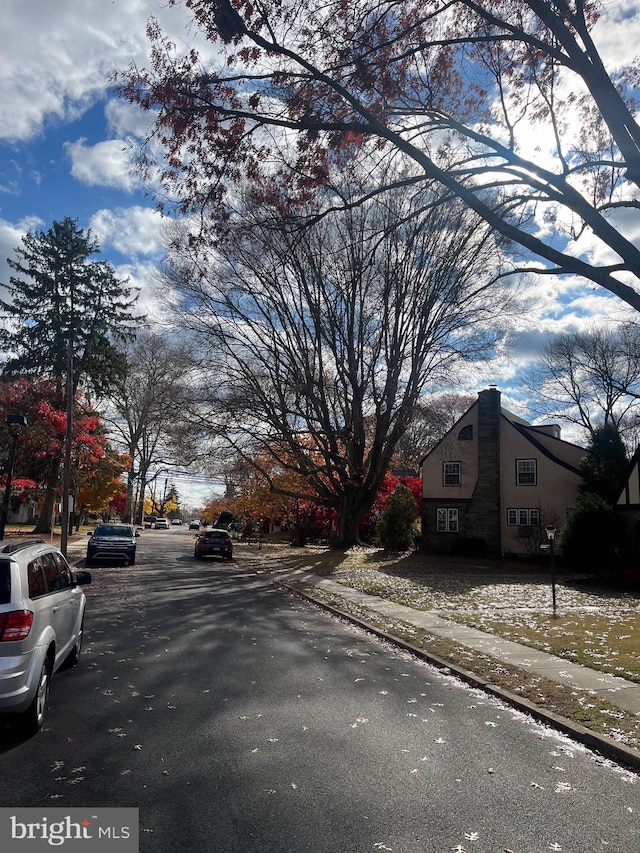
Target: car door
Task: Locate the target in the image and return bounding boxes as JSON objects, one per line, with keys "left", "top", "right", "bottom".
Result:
{"left": 39, "top": 553, "right": 77, "bottom": 666}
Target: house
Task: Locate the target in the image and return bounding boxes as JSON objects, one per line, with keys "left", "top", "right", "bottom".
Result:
{"left": 615, "top": 446, "right": 640, "bottom": 554}
{"left": 420, "top": 386, "right": 586, "bottom": 557}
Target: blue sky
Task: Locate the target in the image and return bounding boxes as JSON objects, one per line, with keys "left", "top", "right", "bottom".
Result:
{"left": 1, "top": 0, "right": 640, "bottom": 484}
{"left": 0, "top": 1, "right": 199, "bottom": 319}
{"left": 0, "top": 0, "right": 215, "bottom": 505}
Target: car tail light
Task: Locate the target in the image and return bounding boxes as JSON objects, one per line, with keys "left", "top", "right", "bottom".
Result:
{"left": 0, "top": 610, "right": 34, "bottom": 641}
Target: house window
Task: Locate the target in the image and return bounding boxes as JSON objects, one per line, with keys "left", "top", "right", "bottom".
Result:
{"left": 507, "top": 508, "right": 540, "bottom": 526}
{"left": 442, "top": 461, "right": 461, "bottom": 486}
{"left": 516, "top": 459, "right": 537, "bottom": 485}
{"left": 458, "top": 425, "right": 473, "bottom": 440}
{"left": 437, "top": 508, "right": 459, "bottom": 532}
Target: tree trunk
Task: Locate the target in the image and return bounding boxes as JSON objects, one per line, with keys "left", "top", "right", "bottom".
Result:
{"left": 32, "top": 460, "right": 60, "bottom": 534}
{"left": 334, "top": 489, "right": 376, "bottom": 548}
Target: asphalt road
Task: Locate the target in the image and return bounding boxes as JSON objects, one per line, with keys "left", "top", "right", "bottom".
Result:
{"left": 1, "top": 528, "right": 638, "bottom": 852}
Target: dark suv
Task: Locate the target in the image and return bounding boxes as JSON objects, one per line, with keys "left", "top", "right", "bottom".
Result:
{"left": 86, "top": 523, "right": 138, "bottom": 566}
{"left": 194, "top": 528, "right": 233, "bottom": 561}
{"left": 0, "top": 539, "right": 92, "bottom": 733}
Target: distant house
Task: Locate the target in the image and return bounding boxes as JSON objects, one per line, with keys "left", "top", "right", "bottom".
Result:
{"left": 420, "top": 386, "right": 585, "bottom": 557}
{"left": 615, "top": 447, "right": 640, "bottom": 555}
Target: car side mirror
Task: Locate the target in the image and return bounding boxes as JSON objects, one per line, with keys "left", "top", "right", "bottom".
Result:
{"left": 135, "top": 532, "right": 140, "bottom": 537}
{"left": 87, "top": 531, "right": 93, "bottom": 536}
{"left": 75, "top": 570, "right": 92, "bottom": 585}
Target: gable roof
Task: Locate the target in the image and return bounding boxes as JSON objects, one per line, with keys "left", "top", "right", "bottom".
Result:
{"left": 503, "top": 416, "right": 583, "bottom": 475}
{"left": 419, "top": 391, "right": 585, "bottom": 474}
{"left": 616, "top": 444, "right": 640, "bottom": 508}
{"left": 418, "top": 398, "right": 479, "bottom": 466}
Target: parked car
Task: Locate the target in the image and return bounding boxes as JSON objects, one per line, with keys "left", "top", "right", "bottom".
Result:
{"left": 0, "top": 538, "right": 92, "bottom": 733}
{"left": 154, "top": 518, "right": 170, "bottom": 530}
{"left": 171, "top": 518, "right": 182, "bottom": 526}
{"left": 86, "top": 523, "right": 139, "bottom": 565}
{"left": 194, "top": 528, "right": 233, "bottom": 561}
{"left": 189, "top": 520, "right": 200, "bottom": 530}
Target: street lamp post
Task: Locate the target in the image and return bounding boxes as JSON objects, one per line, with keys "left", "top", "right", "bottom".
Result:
{"left": 0, "top": 414, "right": 28, "bottom": 541}
{"left": 128, "top": 470, "right": 139, "bottom": 525}
{"left": 545, "top": 524, "right": 558, "bottom": 618}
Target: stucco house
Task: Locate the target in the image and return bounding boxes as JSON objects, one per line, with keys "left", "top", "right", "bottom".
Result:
{"left": 615, "top": 447, "right": 640, "bottom": 555}
{"left": 420, "top": 386, "right": 586, "bottom": 557}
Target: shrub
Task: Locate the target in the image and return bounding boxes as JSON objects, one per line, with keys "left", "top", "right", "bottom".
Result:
{"left": 377, "top": 483, "right": 417, "bottom": 551}
{"left": 559, "top": 492, "right": 625, "bottom": 580}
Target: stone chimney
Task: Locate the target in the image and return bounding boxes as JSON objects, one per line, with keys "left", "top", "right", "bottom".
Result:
{"left": 465, "top": 386, "right": 502, "bottom": 555}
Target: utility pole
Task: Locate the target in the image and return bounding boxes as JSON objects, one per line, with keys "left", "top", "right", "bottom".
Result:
{"left": 60, "top": 336, "right": 73, "bottom": 557}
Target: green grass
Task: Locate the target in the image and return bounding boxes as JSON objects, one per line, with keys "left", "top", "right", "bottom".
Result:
{"left": 460, "top": 612, "right": 640, "bottom": 683}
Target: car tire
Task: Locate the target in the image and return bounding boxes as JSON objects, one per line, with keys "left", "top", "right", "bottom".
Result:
{"left": 85, "top": 556, "right": 94, "bottom": 567}
{"left": 21, "top": 655, "right": 52, "bottom": 735}
{"left": 194, "top": 550, "right": 203, "bottom": 560}
{"left": 129, "top": 554, "right": 136, "bottom": 566}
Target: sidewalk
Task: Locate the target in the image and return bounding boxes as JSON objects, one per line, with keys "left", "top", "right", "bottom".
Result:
{"left": 272, "top": 568, "right": 640, "bottom": 771}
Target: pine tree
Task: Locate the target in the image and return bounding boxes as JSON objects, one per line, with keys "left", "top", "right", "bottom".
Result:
{"left": 0, "top": 217, "right": 144, "bottom": 533}
{"left": 0, "top": 217, "right": 142, "bottom": 397}
{"left": 579, "top": 423, "right": 628, "bottom": 505}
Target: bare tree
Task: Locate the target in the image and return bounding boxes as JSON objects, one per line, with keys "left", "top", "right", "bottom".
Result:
{"left": 393, "top": 393, "right": 477, "bottom": 472}
{"left": 100, "top": 331, "right": 199, "bottom": 523}
{"left": 120, "top": 1, "right": 640, "bottom": 311}
{"left": 166, "top": 186, "right": 517, "bottom": 546}
{"left": 524, "top": 323, "right": 640, "bottom": 443}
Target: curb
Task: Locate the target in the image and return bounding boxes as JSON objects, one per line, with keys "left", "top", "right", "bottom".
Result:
{"left": 274, "top": 579, "right": 640, "bottom": 774}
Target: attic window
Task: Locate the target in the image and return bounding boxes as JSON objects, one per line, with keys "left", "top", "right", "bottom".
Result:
{"left": 458, "top": 425, "right": 473, "bottom": 440}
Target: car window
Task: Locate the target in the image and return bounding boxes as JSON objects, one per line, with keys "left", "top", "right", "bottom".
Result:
{"left": 52, "top": 552, "right": 73, "bottom": 588}
{"left": 27, "top": 557, "right": 47, "bottom": 599}
{"left": 40, "top": 552, "right": 73, "bottom": 592}
{"left": 95, "top": 525, "right": 131, "bottom": 536}
{"left": 41, "top": 553, "right": 60, "bottom": 591}
{"left": 0, "top": 563, "right": 10, "bottom": 605}
{"left": 206, "top": 531, "right": 228, "bottom": 541}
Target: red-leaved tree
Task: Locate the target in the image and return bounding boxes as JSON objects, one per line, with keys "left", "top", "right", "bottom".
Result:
{"left": 0, "top": 378, "right": 125, "bottom": 529}
{"left": 120, "top": 1, "right": 640, "bottom": 311}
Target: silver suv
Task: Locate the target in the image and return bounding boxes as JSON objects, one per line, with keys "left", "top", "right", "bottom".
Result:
{"left": 0, "top": 539, "right": 91, "bottom": 734}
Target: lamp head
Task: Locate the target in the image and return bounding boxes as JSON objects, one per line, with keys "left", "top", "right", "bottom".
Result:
{"left": 6, "top": 413, "right": 27, "bottom": 437}
{"left": 545, "top": 524, "right": 556, "bottom": 541}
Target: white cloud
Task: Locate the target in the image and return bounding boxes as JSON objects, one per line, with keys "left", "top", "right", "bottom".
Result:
{"left": 591, "top": 2, "right": 640, "bottom": 72}
{"left": 0, "top": 215, "right": 44, "bottom": 292}
{"left": 110, "top": 258, "right": 166, "bottom": 321}
{"left": 64, "top": 137, "right": 139, "bottom": 191}
{"left": 90, "top": 205, "right": 165, "bottom": 258}
{"left": 105, "top": 98, "right": 156, "bottom": 139}
{"left": 0, "top": 0, "right": 195, "bottom": 143}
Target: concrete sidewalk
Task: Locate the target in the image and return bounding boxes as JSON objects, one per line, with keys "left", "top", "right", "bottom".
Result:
{"left": 285, "top": 572, "right": 640, "bottom": 715}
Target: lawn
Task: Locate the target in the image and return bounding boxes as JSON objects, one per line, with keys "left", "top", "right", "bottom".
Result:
{"left": 247, "top": 541, "right": 640, "bottom": 751}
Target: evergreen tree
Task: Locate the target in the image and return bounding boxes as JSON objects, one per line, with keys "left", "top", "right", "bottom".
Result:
{"left": 377, "top": 483, "right": 417, "bottom": 551}
{"left": 579, "top": 423, "right": 628, "bottom": 505}
{"left": 559, "top": 492, "right": 624, "bottom": 580}
{"left": 0, "top": 217, "right": 142, "bottom": 397}
{"left": 0, "top": 217, "right": 143, "bottom": 533}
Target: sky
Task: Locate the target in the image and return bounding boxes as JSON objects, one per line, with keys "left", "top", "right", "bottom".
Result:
{"left": 1, "top": 0, "right": 640, "bottom": 503}
{"left": 0, "top": 0, "right": 220, "bottom": 508}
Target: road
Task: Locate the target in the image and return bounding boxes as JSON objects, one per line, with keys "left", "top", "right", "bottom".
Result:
{"left": 1, "top": 528, "right": 638, "bottom": 852}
